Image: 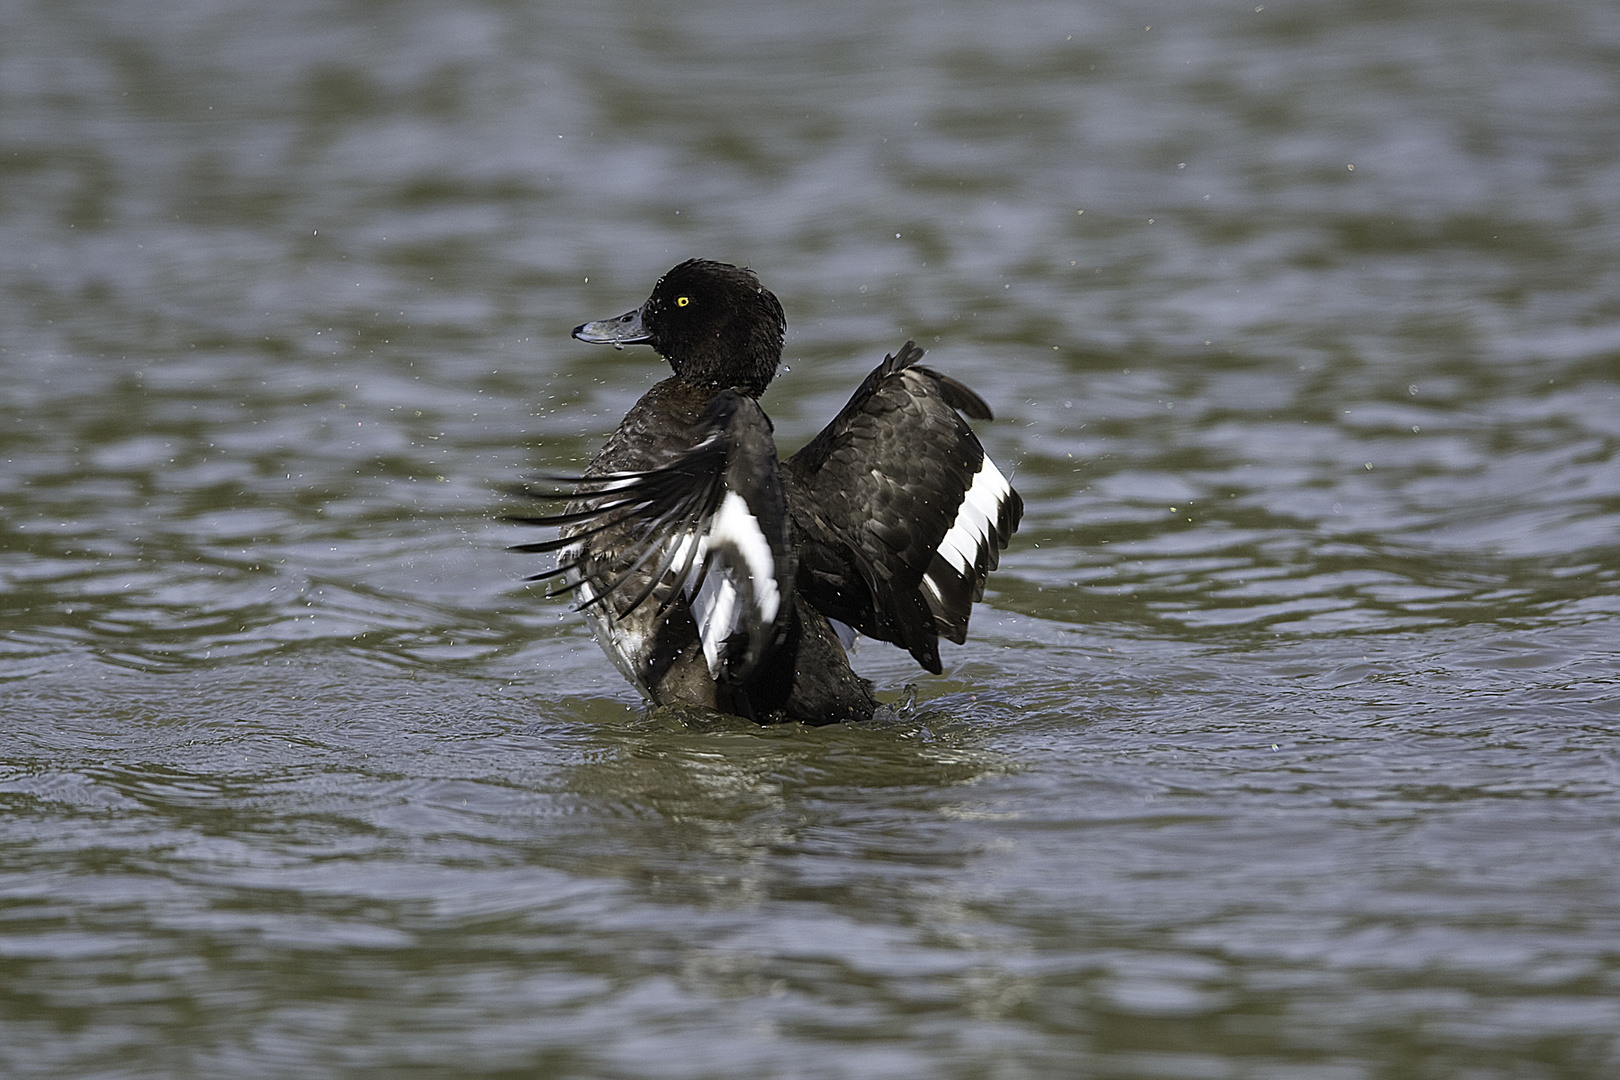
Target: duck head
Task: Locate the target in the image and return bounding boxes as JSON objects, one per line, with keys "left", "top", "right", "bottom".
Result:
{"left": 573, "top": 259, "right": 786, "bottom": 397}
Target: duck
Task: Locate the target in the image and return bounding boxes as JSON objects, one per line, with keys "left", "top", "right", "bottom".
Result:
{"left": 513, "top": 259, "right": 1022, "bottom": 725}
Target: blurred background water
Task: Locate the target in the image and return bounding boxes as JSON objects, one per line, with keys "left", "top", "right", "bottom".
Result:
{"left": 2, "top": 0, "right": 1619, "bottom": 1076}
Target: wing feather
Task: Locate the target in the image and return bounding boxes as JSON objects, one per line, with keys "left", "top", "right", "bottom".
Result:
{"left": 784, "top": 341, "right": 1022, "bottom": 674}
{"left": 511, "top": 391, "right": 795, "bottom": 685}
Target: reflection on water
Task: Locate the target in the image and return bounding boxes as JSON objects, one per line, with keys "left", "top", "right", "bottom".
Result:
{"left": 550, "top": 707, "right": 1015, "bottom": 906}
{"left": 3, "top": 0, "right": 1620, "bottom": 1076}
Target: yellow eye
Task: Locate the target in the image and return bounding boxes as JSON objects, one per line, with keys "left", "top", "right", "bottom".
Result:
{"left": 676, "top": 296, "right": 690, "bottom": 307}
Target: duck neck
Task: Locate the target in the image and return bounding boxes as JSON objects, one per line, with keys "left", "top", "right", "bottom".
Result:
{"left": 674, "top": 343, "right": 779, "bottom": 398}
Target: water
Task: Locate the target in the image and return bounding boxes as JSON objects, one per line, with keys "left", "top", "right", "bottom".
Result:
{"left": 3, "top": 0, "right": 1618, "bottom": 1076}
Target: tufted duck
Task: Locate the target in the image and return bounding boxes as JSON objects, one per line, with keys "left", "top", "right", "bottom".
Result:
{"left": 513, "top": 259, "right": 1022, "bottom": 724}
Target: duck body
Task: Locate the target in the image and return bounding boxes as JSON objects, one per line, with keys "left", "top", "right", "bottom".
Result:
{"left": 514, "top": 259, "right": 1021, "bottom": 725}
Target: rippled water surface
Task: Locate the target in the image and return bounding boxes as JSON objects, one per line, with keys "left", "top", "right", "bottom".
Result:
{"left": 3, "top": 0, "right": 1619, "bottom": 1076}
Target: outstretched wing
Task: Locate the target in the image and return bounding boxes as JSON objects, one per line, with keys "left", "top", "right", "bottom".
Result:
{"left": 512, "top": 390, "right": 795, "bottom": 686}
{"left": 784, "top": 341, "right": 1022, "bottom": 674}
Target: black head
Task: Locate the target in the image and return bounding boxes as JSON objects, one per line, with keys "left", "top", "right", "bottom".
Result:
{"left": 573, "top": 259, "right": 786, "bottom": 397}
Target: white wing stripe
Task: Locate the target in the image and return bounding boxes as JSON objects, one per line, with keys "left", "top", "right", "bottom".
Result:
{"left": 687, "top": 491, "right": 781, "bottom": 678}
{"left": 967, "top": 455, "right": 1012, "bottom": 525}
{"left": 666, "top": 529, "right": 708, "bottom": 573}
{"left": 935, "top": 526, "right": 976, "bottom": 574}
{"left": 921, "top": 573, "right": 945, "bottom": 604}
{"left": 709, "top": 492, "right": 780, "bottom": 623}
{"left": 693, "top": 572, "right": 738, "bottom": 674}
{"left": 934, "top": 455, "right": 1011, "bottom": 577}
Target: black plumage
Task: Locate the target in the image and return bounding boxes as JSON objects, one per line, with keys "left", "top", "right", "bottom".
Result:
{"left": 513, "top": 259, "right": 1023, "bottom": 724}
